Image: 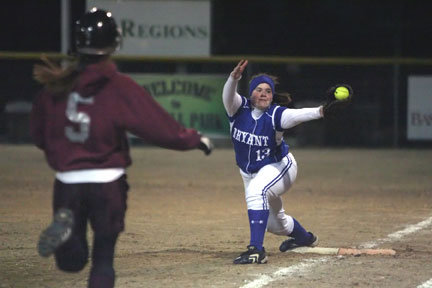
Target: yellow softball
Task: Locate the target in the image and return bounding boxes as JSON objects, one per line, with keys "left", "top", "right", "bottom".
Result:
{"left": 334, "top": 86, "right": 350, "bottom": 100}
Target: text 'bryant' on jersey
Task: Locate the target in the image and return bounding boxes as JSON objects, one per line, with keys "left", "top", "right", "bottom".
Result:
{"left": 232, "top": 127, "right": 270, "bottom": 147}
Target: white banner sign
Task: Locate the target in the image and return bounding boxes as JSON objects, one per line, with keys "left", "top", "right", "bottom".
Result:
{"left": 87, "top": 0, "right": 210, "bottom": 56}
{"left": 407, "top": 76, "right": 432, "bottom": 140}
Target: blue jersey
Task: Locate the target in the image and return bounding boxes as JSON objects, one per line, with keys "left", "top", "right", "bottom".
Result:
{"left": 228, "top": 97, "right": 289, "bottom": 174}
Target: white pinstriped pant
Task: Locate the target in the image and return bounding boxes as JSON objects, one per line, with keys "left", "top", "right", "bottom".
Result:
{"left": 240, "top": 153, "right": 297, "bottom": 236}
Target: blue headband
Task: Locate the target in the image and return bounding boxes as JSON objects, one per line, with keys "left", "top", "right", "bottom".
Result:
{"left": 249, "top": 75, "right": 275, "bottom": 96}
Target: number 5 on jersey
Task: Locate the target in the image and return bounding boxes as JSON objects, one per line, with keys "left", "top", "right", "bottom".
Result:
{"left": 65, "top": 92, "right": 94, "bottom": 143}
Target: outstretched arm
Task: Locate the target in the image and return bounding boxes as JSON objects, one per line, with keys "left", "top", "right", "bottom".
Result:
{"left": 281, "top": 84, "right": 353, "bottom": 129}
{"left": 116, "top": 77, "right": 212, "bottom": 153}
{"left": 280, "top": 107, "right": 323, "bottom": 129}
{"left": 223, "top": 59, "right": 248, "bottom": 117}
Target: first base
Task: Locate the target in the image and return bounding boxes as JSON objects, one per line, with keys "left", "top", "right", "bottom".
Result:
{"left": 290, "top": 246, "right": 396, "bottom": 256}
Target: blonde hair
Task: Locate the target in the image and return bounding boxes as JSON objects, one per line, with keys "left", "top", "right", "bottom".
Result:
{"left": 249, "top": 73, "right": 292, "bottom": 107}
{"left": 33, "top": 55, "right": 81, "bottom": 95}
{"left": 33, "top": 54, "right": 110, "bottom": 95}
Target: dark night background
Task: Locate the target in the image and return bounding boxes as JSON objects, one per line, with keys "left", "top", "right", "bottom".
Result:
{"left": 1, "top": 0, "right": 431, "bottom": 57}
{"left": 1, "top": 0, "right": 432, "bottom": 146}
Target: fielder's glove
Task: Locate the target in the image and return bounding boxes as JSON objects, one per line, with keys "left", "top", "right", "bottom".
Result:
{"left": 198, "top": 136, "right": 214, "bottom": 156}
{"left": 323, "top": 84, "right": 353, "bottom": 118}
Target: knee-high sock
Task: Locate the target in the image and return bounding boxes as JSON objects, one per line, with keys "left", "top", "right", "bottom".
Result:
{"left": 88, "top": 234, "right": 118, "bottom": 288}
{"left": 248, "top": 209, "right": 269, "bottom": 251}
{"left": 289, "top": 218, "right": 313, "bottom": 245}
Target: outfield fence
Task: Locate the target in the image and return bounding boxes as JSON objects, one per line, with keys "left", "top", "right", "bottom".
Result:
{"left": 1, "top": 51, "right": 432, "bottom": 147}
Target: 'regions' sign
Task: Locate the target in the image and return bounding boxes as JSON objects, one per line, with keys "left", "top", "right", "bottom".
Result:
{"left": 129, "top": 74, "right": 229, "bottom": 136}
{"left": 87, "top": 0, "right": 210, "bottom": 56}
{"left": 121, "top": 20, "right": 208, "bottom": 40}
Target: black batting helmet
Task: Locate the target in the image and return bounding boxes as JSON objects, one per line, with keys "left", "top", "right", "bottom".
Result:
{"left": 75, "top": 7, "right": 122, "bottom": 55}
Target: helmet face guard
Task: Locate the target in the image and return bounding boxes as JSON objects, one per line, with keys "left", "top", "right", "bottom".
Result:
{"left": 75, "top": 8, "right": 122, "bottom": 55}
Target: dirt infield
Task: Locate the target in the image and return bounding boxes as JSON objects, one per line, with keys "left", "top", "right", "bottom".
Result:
{"left": 1, "top": 145, "right": 432, "bottom": 288}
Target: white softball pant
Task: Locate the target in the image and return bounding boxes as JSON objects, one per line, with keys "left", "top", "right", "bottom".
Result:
{"left": 240, "top": 153, "right": 297, "bottom": 236}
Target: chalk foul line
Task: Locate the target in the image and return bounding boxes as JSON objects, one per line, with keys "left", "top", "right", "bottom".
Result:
{"left": 360, "top": 216, "right": 432, "bottom": 249}
{"left": 240, "top": 215, "right": 432, "bottom": 288}
{"left": 240, "top": 257, "right": 330, "bottom": 288}
{"left": 417, "top": 278, "right": 432, "bottom": 288}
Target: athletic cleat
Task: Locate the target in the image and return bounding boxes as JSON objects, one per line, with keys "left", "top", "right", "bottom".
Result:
{"left": 279, "top": 232, "right": 318, "bottom": 252}
{"left": 37, "top": 208, "right": 74, "bottom": 257}
{"left": 233, "top": 245, "right": 268, "bottom": 264}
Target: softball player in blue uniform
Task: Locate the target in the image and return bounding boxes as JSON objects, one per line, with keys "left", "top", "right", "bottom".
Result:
{"left": 224, "top": 60, "right": 352, "bottom": 264}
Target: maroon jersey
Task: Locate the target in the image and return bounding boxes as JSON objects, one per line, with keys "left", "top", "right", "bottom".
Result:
{"left": 30, "top": 60, "right": 201, "bottom": 172}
